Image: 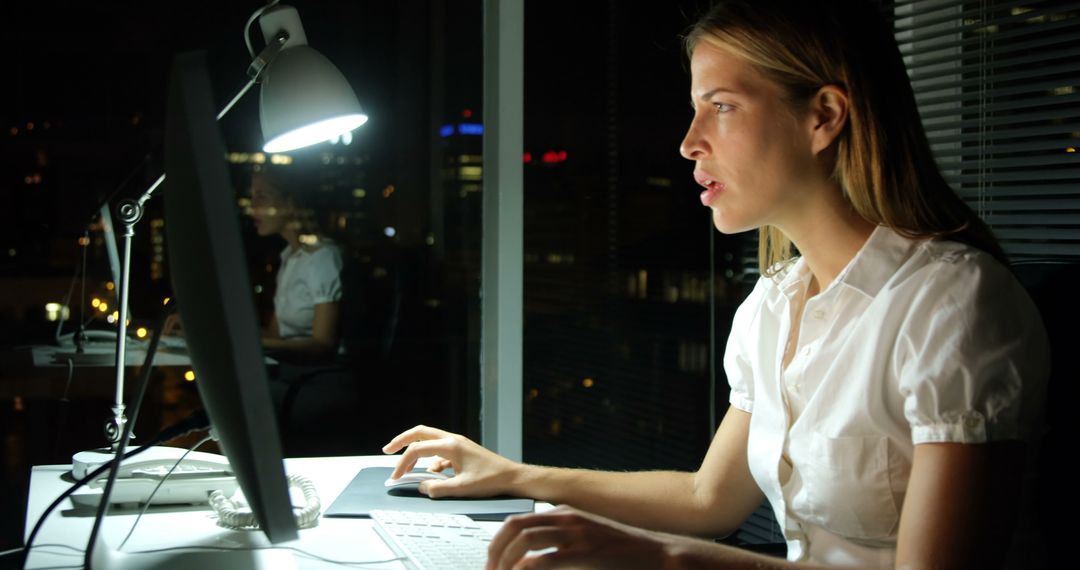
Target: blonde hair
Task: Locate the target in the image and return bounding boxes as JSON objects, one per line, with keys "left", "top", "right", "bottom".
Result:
{"left": 685, "top": 0, "right": 1005, "bottom": 276}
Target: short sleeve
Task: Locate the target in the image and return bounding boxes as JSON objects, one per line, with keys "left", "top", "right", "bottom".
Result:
{"left": 309, "top": 245, "right": 344, "bottom": 305}
{"left": 724, "top": 277, "right": 769, "bottom": 413}
{"left": 898, "top": 253, "right": 1049, "bottom": 445}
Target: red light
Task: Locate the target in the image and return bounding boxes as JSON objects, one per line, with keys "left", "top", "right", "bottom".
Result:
{"left": 523, "top": 151, "right": 532, "bottom": 163}
{"left": 463, "top": 109, "right": 473, "bottom": 118}
{"left": 541, "top": 150, "right": 568, "bottom": 164}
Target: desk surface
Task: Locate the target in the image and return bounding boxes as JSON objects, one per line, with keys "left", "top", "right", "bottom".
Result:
{"left": 24, "top": 455, "right": 518, "bottom": 569}
{"left": 30, "top": 342, "right": 193, "bottom": 368}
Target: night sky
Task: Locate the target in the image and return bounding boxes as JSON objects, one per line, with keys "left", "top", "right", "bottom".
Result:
{"left": 3, "top": 2, "right": 407, "bottom": 255}
{"left": 3, "top": 0, "right": 707, "bottom": 253}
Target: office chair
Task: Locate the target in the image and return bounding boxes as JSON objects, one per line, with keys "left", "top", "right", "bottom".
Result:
{"left": 1011, "top": 259, "right": 1076, "bottom": 568}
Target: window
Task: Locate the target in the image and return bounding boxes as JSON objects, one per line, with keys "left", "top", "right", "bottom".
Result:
{"left": 521, "top": 1, "right": 747, "bottom": 472}
{"left": 894, "top": 0, "right": 1080, "bottom": 261}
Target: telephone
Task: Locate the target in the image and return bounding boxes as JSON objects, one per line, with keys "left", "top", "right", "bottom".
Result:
{"left": 70, "top": 446, "right": 238, "bottom": 508}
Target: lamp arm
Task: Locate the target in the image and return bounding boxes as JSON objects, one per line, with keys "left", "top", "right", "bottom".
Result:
{"left": 103, "top": 34, "right": 288, "bottom": 447}
{"left": 127, "top": 31, "right": 286, "bottom": 211}
{"left": 244, "top": 0, "right": 283, "bottom": 59}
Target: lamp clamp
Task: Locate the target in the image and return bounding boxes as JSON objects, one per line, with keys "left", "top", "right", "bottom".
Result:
{"left": 116, "top": 199, "right": 144, "bottom": 228}
{"left": 247, "top": 30, "right": 290, "bottom": 82}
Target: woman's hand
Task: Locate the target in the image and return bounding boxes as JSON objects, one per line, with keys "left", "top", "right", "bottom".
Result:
{"left": 382, "top": 425, "right": 523, "bottom": 498}
{"left": 485, "top": 506, "right": 679, "bottom": 570}
{"left": 162, "top": 314, "right": 183, "bottom": 337}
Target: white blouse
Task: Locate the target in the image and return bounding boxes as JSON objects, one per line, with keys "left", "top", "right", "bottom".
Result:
{"left": 274, "top": 242, "right": 343, "bottom": 339}
{"left": 724, "top": 226, "right": 1049, "bottom": 567}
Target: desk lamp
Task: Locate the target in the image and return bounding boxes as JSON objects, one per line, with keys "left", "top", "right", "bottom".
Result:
{"left": 75, "top": 0, "right": 368, "bottom": 470}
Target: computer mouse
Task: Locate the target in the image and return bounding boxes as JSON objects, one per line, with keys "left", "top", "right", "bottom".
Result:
{"left": 384, "top": 470, "right": 451, "bottom": 489}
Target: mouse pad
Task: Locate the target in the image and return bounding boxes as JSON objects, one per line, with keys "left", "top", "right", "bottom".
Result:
{"left": 324, "top": 467, "right": 535, "bottom": 520}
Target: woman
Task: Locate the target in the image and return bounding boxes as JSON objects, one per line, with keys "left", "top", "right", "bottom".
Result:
{"left": 164, "top": 169, "right": 343, "bottom": 359}
{"left": 383, "top": 0, "right": 1049, "bottom": 568}
{"left": 249, "top": 168, "right": 359, "bottom": 455}
{"left": 248, "top": 168, "right": 343, "bottom": 361}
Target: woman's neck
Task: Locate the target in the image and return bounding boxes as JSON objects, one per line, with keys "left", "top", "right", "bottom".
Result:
{"left": 782, "top": 189, "right": 876, "bottom": 295}
{"left": 281, "top": 228, "right": 302, "bottom": 251}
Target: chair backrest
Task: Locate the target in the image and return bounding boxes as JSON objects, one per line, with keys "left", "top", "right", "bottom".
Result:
{"left": 1011, "top": 260, "right": 1077, "bottom": 566}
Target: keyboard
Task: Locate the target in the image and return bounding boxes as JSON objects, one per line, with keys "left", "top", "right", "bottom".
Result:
{"left": 370, "top": 509, "right": 493, "bottom": 570}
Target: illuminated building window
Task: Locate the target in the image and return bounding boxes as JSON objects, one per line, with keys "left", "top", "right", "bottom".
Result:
{"left": 459, "top": 166, "right": 483, "bottom": 181}
{"left": 458, "top": 154, "right": 483, "bottom": 164}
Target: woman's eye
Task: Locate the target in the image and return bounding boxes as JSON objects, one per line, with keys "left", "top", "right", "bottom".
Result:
{"left": 714, "top": 103, "right": 733, "bottom": 114}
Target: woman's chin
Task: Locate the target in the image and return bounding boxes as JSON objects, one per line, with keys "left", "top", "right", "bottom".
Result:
{"left": 711, "top": 212, "right": 755, "bottom": 235}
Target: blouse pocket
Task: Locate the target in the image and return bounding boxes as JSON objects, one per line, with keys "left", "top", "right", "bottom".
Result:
{"left": 797, "top": 432, "right": 900, "bottom": 540}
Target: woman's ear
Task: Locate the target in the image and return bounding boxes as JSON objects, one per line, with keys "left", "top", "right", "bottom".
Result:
{"left": 808, "top": 85, "right": 849, "bottom": 156}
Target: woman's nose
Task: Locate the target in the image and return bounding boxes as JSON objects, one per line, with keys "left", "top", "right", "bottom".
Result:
{"left": 679, "top": 116, "right": 710, "bottom": 161}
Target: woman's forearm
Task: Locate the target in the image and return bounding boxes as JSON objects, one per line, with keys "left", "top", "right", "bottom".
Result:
{"left": 506, "top": 464, "right": 743, "bottom": 538}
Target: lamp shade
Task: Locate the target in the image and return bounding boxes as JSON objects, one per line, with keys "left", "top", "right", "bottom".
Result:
{"left": 259, "top": 45, "right": 368, "bottom": 153}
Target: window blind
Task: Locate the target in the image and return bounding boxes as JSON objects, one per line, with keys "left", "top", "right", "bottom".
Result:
{"left": 894, "top": 0, "right": 1080, "bottom": 260}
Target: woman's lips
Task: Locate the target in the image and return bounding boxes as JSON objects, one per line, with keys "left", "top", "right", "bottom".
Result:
{"left": 694, "top": 171, "right": 724, "bottom": 206}
{"left": 700, "top": 185, "right": 723, "bottom": 206}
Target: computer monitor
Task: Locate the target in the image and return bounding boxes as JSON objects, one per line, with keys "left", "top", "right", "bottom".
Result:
{"left": 162, "top": 50, "right": 298, "bottom": 544}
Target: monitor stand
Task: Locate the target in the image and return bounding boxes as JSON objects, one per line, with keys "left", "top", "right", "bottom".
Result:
{"left": 90, "top": 529, "right": 299, "bottom": 570}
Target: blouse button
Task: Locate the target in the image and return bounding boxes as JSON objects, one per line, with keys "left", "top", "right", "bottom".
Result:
{"left": 801, "top": 346, "right": 811, "bottom": 356}
{"left": 811, "top": 309, "right": 825, "bottom": 320}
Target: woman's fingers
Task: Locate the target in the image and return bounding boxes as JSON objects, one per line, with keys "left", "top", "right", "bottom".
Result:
{"left": 389, "top": 438, "right": 462, "bottom": 480}
{"left": 381, "top": 424, "right": 450, "bottom": 454}
{"left": 487, "top": 507, "right": 673, "bottom": 570}
{"left": 383, "top": 426, "right": 515, "bottom": 497}
{"left": 496, "top": 524, "right": 572, "bottom": 570}
{"left": 427, "top": 458, "right": 454, "bottom": 473}
{"left": 488, "top": 511, "right": 570, "bottom": 570}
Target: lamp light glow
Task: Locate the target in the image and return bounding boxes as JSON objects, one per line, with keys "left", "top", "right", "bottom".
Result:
{"left": 264, "top": 114, "right": 368, "bottom": 153}
{"left": 258, "top": 5, "right": 368, "bottom": 153}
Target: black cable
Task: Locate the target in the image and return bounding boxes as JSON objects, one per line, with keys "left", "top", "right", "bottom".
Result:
{"left": 50, "top": 359, "right": 75, "bottom": 463}
{"left": 52, "top": 237, "right": 85, "bottom": 346}
{"left": 18, "top": 410, "right": 209, "bottom": 570}
{"left": 74, "top": 230, "right": 89, "bottom": 352}
{"left": 87, "top": 153, "right": 157, "bottom": 229}
{"left": 117, "top": 435, "right": 214, "bottom": 551}
{"left": 51, "top": 230, "right": 92, "bottom": 460}
{"left": 123, "top": 299, "right": 177, "bottom": 440}
{"left": 16, "top": 299, "right": 197, "bottom": 570}
{"left": 82, "top": 298, "right": 179, "bottom": 568}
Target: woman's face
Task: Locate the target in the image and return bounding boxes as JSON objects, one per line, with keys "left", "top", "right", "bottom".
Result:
{"left": 248, "top": 175, "right": 290, "bottom": 238}
{"left": 680, "top": 41, "right": 821, "bottom": 235}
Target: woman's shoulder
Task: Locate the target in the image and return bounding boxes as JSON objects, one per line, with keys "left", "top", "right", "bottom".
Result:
{"left": 301, "top": 239, "right": 343, "bottom": 262}
{"left": 894, "top": 237, "right": 1016, "bottom": 295}
{"left": 886, "top": 238, "right": 1040, "bottom": 334}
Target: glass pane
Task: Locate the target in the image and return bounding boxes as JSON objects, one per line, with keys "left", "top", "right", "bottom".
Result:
{"left": 522, "top": 1, "right": 753, "bottom": 471}
{"left": 0, "top": 0, "right": 481, "bottom": 494}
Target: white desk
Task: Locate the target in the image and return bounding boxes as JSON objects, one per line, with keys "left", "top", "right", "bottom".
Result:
{"left": 29, "top": 340, "right": 276, "bottom": 369}
{"left": 31, "top": 343, "right": 193, "bottom": 368}
{"left": 24, "top": 455, "right": 515, "bottom": 569}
